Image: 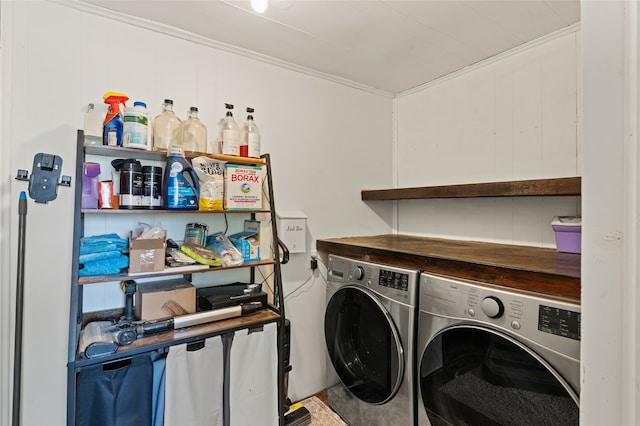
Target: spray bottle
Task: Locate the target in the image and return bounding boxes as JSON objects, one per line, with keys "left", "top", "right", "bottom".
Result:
{"left": 102, "top": 92, "right": 129, "bottom": 146}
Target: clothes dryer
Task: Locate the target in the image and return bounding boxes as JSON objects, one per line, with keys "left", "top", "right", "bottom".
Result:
{"left": 325, "top": 255, "right": 420, "bottom": 425}
{"left": 417, "top": 273, "right": 580, "bottom": 426}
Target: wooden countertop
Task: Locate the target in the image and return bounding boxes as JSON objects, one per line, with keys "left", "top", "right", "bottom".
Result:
{"left": 316, "top": 234, "right": 580, "bottom": 303}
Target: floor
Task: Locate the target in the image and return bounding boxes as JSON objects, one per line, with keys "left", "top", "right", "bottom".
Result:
{"left": 289, "top": 389, "right": 346, "bottom": 426}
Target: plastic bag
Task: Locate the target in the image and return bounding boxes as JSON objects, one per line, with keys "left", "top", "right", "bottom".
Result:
{"left": 206, "top": 232, "right": 244, "bottom": 267}
{"left": 192, "top": 156, "right": 225, "bottom": 211}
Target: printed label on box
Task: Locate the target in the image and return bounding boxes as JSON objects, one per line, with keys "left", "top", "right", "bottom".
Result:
{"left": 225, "top": 164, "right": 263, "bottom": 210}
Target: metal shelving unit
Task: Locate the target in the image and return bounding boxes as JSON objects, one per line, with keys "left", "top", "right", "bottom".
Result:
{"left": 66, "top": 130, "right": 286, "bottom": 425}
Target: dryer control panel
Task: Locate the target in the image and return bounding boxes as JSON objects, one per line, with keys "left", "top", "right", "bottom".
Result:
{"left": 420, "top": 273, "right": 580, "bottom": 360}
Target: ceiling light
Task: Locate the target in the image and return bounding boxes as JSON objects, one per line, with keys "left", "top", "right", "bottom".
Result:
{"left": 251, "top": 0, "right": 268, "bottom": 13}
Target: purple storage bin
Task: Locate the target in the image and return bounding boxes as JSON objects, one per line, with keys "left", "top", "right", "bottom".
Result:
{"left": 82, "top": 162, "right": 101, "bottom": 209}
{"left": 551, "top": 216, "right": 581, "bottom": 254}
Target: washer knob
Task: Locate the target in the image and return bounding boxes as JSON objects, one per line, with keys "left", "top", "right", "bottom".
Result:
{"left": 353, "top": 266, "right": 365, "bottom": 280}
{"left": 481, "top": 296, "right": 504, "bottom": 318}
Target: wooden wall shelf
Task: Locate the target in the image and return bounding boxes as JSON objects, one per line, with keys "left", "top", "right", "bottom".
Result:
{"left": 361, "top": 177, "right": 581, "bottom": 201}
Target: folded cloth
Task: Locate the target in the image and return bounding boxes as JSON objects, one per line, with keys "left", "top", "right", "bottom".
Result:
{"left": 79, "top": 250, "right": 123, "bottom": 264}
{"left": 79, "top": 254, "right": 129, "bottom": 277}
{"left": 80, "top": 233, "right": 128, "bottom": 255}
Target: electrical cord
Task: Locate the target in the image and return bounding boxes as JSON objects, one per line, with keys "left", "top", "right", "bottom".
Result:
{"left": 284, "top": 274, "right": 314, "bottom": 301}
{"left": 284, "top": 256, "right": 327, "bottom": 301}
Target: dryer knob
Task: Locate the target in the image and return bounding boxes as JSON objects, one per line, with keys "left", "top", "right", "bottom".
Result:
{"left": 481, "top": 296, "right": 504, "bottom": 318}
{"left": 353, "top": 266, "right": 365, "bottom": 280}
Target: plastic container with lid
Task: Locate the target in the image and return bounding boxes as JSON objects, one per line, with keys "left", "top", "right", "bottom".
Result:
{"left": 123, "top": 101, "right": 150, "bottom": 150}
{"left": 551, "top": 216, "right": 581, "bottom": 254}
{"left": 162, "top": 145, "right": 199, "bottom": 210}
{"left": 180, "top": 107, "right": 207, "bottom": 154}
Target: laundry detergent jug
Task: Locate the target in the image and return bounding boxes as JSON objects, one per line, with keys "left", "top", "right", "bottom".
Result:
{"left": 163, "top": 146, "right": 199, "bottom": 210}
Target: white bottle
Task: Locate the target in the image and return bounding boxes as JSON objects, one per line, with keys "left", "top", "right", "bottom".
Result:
{"left": 221, "top": 103, "right": 240, "bottom": 156}
{"left": 241, "top": 107, "right": 261, "bottom": 158}
{"left": 153, "top": 99, "right": 182, "bottom": 151}
{"left": 123, "top": 101, "right": 150, "bottom": 150}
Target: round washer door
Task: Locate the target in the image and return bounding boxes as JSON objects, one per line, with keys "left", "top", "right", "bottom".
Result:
{"left": 325, "top": 285, "right": 404, "bottom": 405}
{"left": 419, "top": 325, "right": 579, "bottom": 426}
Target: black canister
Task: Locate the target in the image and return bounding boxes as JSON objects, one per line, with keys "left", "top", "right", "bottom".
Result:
{"left": 143, "top": 166, "right": 163, "bottom": 209}
{"left": 119, "top": 161, "right": 143, "bottom": 209}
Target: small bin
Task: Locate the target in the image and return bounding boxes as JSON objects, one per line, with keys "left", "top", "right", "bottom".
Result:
{"left": 128, "top": 231, "right": 166, "bottom": 273}
{"left": 551, "top": 216, "right": 581, "bottom": 254}
{"left": 135, "top": 278, "right": 196, "bottom": 321}
{"left": 228, "top": 231, "right": 261, "bottom": 262}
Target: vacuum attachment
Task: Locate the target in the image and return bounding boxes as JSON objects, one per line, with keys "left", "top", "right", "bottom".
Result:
{"left": 284, "top": 404, "right": 311, "bottom": 426}
{"left": 78, "top": 321, "right": 118, "bottom": 359}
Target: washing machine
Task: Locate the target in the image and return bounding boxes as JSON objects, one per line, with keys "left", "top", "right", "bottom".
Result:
{"left": 417, "top": 273, "right": 580, "bottom": 426}
{"left": 324, "top": 254, "right": 420, "bottom": 425}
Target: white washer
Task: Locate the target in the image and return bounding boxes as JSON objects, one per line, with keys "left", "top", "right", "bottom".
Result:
{"left": 417, "top": 273, "right": 580, "bottom": 425}
{"left": 325, "top": 255, "right": 420, "bottom": 426}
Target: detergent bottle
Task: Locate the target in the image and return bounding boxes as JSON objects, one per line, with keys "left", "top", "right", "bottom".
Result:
{"left": 162, "top": 145, "right": 199, "bottom": 210}
{"left": 102, "top": 92, "right": 129, "bottom": 146}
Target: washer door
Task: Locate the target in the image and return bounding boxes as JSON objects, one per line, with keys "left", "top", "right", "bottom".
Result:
{"left": 325, "top": 285, "right": 404, "bottom": 405}
{"left": 420, "top": 325, "right": 578, "bottom": 426}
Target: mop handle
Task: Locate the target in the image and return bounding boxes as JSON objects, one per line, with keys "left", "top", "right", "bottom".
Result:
{"left": 13, "top": 192, "right": 27, "bottom": 426}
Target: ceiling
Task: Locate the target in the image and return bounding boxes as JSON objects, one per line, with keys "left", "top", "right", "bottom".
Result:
{"left": 80, "top": 0, "right": 580, "bottom": 94}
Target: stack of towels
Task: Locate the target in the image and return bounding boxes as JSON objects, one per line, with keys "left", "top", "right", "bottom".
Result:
{"left": 79, "top": 233, "right": 129, "bottom": 277}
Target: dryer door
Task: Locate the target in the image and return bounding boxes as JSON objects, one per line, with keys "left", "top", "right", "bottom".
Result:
{"left": 419, "top": 325, "right": 578, "bottom": 426}
{"left": 325, "top": 285, "right": 404, "bottom": 405}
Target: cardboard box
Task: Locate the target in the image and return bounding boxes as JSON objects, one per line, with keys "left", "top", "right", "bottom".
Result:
{"left": 135, "top": 278, "right": 196, "bottom": 321}
{"left": 224, "top": 164, "right": 263, "bottom": 210}
{"left": 129, "top": 231, "right": 166, "bottom": 273}
{"left": 276, "top": 211, "right": 307, "bottom": 253}
{"left": 551, "top": 216, "right": 581, "bottom": 254}
{"left": 229, "top": 231, "right": 261, "bottom": 262}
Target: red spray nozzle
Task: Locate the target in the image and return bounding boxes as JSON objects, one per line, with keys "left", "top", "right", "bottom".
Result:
{"left": 103, "top": 92, "right": 129, "bottom": 124}
{"left": 103, "top": 91, "right": 129, "bottom": 110}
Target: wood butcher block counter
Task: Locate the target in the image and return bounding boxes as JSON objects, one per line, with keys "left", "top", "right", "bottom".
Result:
{"left": 317, "top": 234, "right": 581, "bottom": 304}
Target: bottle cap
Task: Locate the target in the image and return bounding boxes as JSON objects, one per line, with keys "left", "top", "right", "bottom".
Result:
{"left": 167, "top": 145, "right": 184, "bottom": 156}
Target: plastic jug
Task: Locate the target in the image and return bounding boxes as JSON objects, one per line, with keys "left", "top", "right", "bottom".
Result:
{"left": 162, "top": 146, "right": 199, "bottom": 210}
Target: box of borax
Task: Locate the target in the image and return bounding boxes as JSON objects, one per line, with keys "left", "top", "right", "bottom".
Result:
{"left": 224, "top": 164, "right": 263, "bottom": 210}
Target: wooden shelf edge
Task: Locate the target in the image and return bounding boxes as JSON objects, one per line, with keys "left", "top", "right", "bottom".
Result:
{"left": 317, "top": 235, "right": 581, "bottom": 303}
{"left": 85, "top": 144, "right": 267, "bottom": 165}
{"left": 78, "top": 260, "right": 277, "bottom": 284}
{"left": 72, "top": 308, "right": 282, "bottom": 368}
{"left": 361, "top": 177, "right": 581, "bottom": 200}
{"left": 81, "top": 209, "right": 271, "bottom": 214}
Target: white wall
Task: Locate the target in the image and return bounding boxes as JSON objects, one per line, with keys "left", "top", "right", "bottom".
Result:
{"left": 0, "top": 2, "right": 393, "bottom": 425}
{"left": 394, "top": 28, "right": 581, "bottom": 247}
{"left": 581, "top": 1, "right": 640, "bottom": 424}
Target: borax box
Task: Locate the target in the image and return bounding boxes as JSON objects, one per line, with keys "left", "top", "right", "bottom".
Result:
{"left": 224, "top": 164, "right": 263, "bottom": 209}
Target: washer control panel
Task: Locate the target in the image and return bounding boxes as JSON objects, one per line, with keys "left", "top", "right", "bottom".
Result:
{"left": 420, "top": 272, "right": 581, "bottom": 359}
{"left": 328, "top": 254, "right": 419, "bottom": 307}
{"left": 378, "top": 269, "right": 410, "bottom": 292}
